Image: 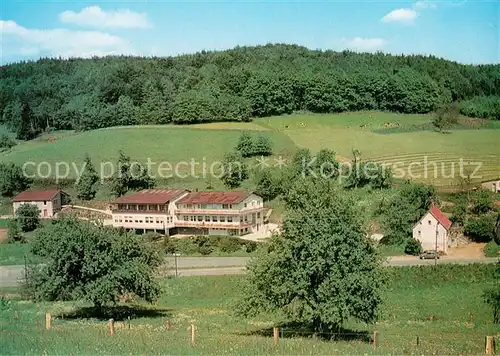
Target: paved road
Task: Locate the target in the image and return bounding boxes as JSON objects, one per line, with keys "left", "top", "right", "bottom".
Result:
{"left": 1, "top": 256, "right": 498, "bottom": 288}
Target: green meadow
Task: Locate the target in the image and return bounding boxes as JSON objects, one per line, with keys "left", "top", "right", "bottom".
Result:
{"left": 0, "top": 111, "right": 498, "bottom": 186}
{"left": 1, "top": 265, "right": 498, "bottom": 355}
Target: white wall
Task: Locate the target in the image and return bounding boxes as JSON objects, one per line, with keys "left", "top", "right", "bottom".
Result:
{"left": 13, "top": 200, "right": 54, "bottom": 218}
{"left": 413, "top": 212, "right": 448, "bottom": 253}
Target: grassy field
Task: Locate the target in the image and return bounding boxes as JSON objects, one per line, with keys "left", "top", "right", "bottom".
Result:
{"left": 256, "top": 112, "right": 500, "bottom": 186}
{"left": 0, "top": 111, "right": 498, "bottom": 187}
{"left": 0, "top": 125, "right": 296, "bottom": 178}
{"left": 0, "top": 265, "right": 498, "bottom": 355}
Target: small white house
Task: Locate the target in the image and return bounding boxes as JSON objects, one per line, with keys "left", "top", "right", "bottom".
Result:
{"left": 412, "top": 204, "right": 452, "bottom": 254}
{"left": 13, "top": 189, "right": 70, "bottom": 218}
{"left": 481, "top": 180, "right": 500, "bottom": 193}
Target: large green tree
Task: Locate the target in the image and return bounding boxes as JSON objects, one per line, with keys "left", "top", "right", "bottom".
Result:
{"left": 75, "top": 154, "right": 99, "bottom": 200}
{"left": 220, "top": 152, "right": 249, "bottom": 189}
{"left": 0, "top": 162, "right": 31, "bottom": 197}
{"left": 28, "top": 217, "right": 161, "bottom": 309}
{"left": 16, "top": 204, "right": 40, "bottom": 232}
{"left": 237, "top": 178, "right": 384, "bottom": 332}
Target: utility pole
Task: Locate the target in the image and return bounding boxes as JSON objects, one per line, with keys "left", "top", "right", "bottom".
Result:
{"left": 435, "top": 221, "right": 439, "bottom": 266}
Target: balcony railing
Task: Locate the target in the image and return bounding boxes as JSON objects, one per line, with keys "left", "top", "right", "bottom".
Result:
{"left": 111, "top": 209, "right": 168, "bottom": 214}
{"left": 176, "top": 221, "right": 254, "bottom": 229}
{"left": 175, "top": 207, "right": 264, "bottom": 215}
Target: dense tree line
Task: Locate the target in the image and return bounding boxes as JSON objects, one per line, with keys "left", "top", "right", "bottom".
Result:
{"left": 1, "top": 44, "right": 499, "bottom": 139}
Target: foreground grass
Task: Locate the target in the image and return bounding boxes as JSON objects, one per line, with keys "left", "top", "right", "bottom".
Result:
{"left": 1, "top": 265, "right": 498, "bottom": 355}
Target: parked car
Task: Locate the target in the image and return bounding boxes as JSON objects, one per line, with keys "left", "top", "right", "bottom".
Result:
{"left": 419, "top": 250, "right": 440, "bottom": 259}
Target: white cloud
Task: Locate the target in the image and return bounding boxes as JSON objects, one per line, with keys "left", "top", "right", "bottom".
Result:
{"left": 0, "top": 20, "right": 136, "bottom": 59}
{"left": 381, "top": 8, "right": 418, "bottom": 24}
{"left": 343, "top": 37, "right": 387, "bottom": 52}
{"left": 59, "top": 6, "right": 151, "bottom": 29}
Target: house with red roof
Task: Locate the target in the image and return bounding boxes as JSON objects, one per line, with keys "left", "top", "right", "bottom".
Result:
{"left": 412, "top": 204, "right": 453, "bottom": 254}
{"left": 13, "top": 189, "right": 70, "bottom": 218}
{"left": 109, "top": 189, "right": 265, "bottom": 236}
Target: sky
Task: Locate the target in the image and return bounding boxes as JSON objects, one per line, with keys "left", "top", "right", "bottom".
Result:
{"left": 0, "top": 0, "right": 498, "bottom": 65}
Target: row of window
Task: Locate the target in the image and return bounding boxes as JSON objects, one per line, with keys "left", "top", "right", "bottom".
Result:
{"left": 115, "top": 216, "right": 173, "bottom": 224}
{"left": 180, "top": 213, "right": 260, "bottom": 223}
{"left": 117, "top": 204, "right": 168, "bottom": 211}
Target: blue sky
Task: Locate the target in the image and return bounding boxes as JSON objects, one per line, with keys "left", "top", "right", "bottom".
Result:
{"left": 0, "top": 0, "right": 498, "bottom": 65}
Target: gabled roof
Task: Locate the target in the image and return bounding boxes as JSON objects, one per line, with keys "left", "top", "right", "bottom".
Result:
{"left": 177, "top": 191, "right": 253, "bottom": 205}
{"left": 13, "top": 189, "right": 64, "bottom": 202}
{"left": 429, "top": 204, "right": 452, "bottom": 230}
{"left": 112, "top": 189, "right": 188, "bottom": 205}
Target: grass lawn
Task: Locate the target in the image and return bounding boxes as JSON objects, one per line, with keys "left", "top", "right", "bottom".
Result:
{"left": 0, "top": 265, "right": 498, "bottom": 355}
{"left": 0, "top": 125, "right": 296, "bottom": 179}
{"left": 0, "top": 243, "right": 44, "bottom": 266}
{"left": 256, "top": 112, "right": 500, "bottom": 186}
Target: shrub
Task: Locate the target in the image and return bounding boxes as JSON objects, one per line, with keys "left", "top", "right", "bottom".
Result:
{"left": 7, "top": 219, "right": 24, "bottom": 243}
{"left": 472, "top": 189, "right": 493, "bottom": 214}
{"left": 219, "top": 237, "right": 242, "bottom": 253}
{"left": 244, "top": 241, "right": 258, "bottom": 253}
{"left": 484, "top": 241, "right": 500, "bottom": 257}
{"left": 0, "top": 296, "right": 10, "bottom": 310}
{"left": 404, "top": 238, "right": 422, "bottom": 256}
{"left": 16, "top": 204, "right": 40, "bottom": 232}
{"left": 173, "top": 237, "right": 198, "bottom": 255}
{"left": 195, "top": 236, "right": 214, "bottom": 255}
{"left": 0, "top": 134, "right": 16, "bottom": 151}
{"left": 464, "top": 216, "right": 495, "bottom": 242}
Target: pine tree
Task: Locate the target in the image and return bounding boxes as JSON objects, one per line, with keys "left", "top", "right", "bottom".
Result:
{"left": 139, "top": 81, "right": 170, "bottom": 124}
{"left": 111, "top": 151, "right": 131, "bottom": 197}
{"left": 75, "top": 154, "right": 99, "bottom": 200}
{"left": 17, "top": 103, "right": 37, "bottom": 140}
{"left": 252, "top": 134, "right": 273, "bottom": 156}
{"left": 220, "top": 152, "right": 249, "bottom": 188}
{"left": 235, "top": 131, "right": 254, "bottom": 157}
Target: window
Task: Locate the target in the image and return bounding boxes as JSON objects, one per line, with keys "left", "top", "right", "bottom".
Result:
{"left": 138, "top": 205, "right": 146, "bottom": 211}
{"left": 418, "top": 230, "right": 421, "bottom": 236}
{"left": 44, "top": 201, "right": 47, "bottom": 205}
{"left": 212, "top": 216, "right": 217, "bottom": 222}
{"left": 220, "top": 216, "right": 226, "bottom": 222}
{"left": 190, "top": 216, "right": 196, "bottom": 221}
{"left": 135, "top": 220, "right": 139, "bottom": 223}
{"left": 227, "top": 216, "right": 233, "bottom": 223}
{"left": 197, "top": 216, "right": 203, "bottom": 222}
{"left": 257, "top": 212, "right": 260, "bottom": 218}
{"left": 205, "top": 216, "right": 210, "bottom": 221}
{"left": 244, "top": 203, "right": 247, "bottom": 208}
{"left": 222, "top": 204, "right": 232, "bottom": 209}
{"left": 145, "top": 217, "right": 149, "bottom": 223}
{"left": 428, "top": 220, "right": 431, "bottom": 225}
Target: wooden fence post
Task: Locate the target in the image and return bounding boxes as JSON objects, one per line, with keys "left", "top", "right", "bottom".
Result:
{"left": 273, "top": 327, "right": 279, "bottom": 346}
{"left": 45, "top": 312, "right": 51, "bottom": 330}
{"left": 190, "top": 324, "right": 195, "bottom": 345}
{"left": 109, "top": 319, "right": 115, "bottom": 336}
{"left": 128, "top": 316, "right": 131, "bottom": 329}
{"left": 486, "top": 336, "right": 493, "bottom": 356}
{"left": 373, "top": 331, "right": 378, "bottom": 348}
{"left": 416, "top": 336, "right": 420, "bottom": 346}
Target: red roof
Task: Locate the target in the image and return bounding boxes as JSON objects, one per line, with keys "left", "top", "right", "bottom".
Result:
{"left": 177, "top": 191, "right": 251, "bottom": 205}
{"left": 430, "top": 204, "right": 452, "bottom": 230}
{"left": 112, "top": 189, "right": 188, "bottom": 205}
{"left": 13, "top": 189, "right": 63, "bottom": 202}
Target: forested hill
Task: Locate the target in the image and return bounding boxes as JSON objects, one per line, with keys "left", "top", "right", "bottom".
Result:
{"left": 1, "top": 44, "right": 499, "bottom": 137}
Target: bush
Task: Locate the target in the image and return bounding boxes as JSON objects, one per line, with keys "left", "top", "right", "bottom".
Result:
{"left": 16, "top": 204, "right": 40, "bottom": 232}
{"left": 173, "top": 237, "right": 198, "bottom": 255}
{"left": 219, "top": 237, "right": 242, "bottom": 253}
{"left": 0, "top": 134, "right": 16, "bottom": 151}
{"left": 195, "top": 236, "right": 214, "bottom": 255}
{"left": 484, "top": 241, "right": 500, "bottom": 257}
{"left": 472, "top": 189, "right": 493, "bottom": 214}
{"left": 404, "top": 238, "right": 422, "bottom": 256}
{"left": 464, "top": 216, "right": 495, "bottom": 242}
{"left": 244, "top": 241, "right": 258, "bottom": 253}
{"left": 7, "top": 219, "right": 24, "bottom": 243}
